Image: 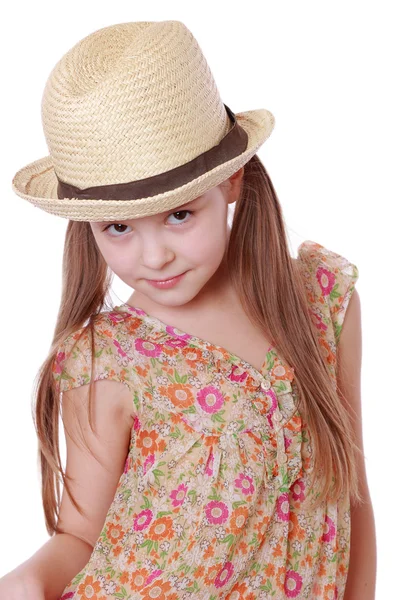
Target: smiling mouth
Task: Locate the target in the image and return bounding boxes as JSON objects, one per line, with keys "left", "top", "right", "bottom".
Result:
{"left": 146, "top": 271, "right": 186, "bottom": 282}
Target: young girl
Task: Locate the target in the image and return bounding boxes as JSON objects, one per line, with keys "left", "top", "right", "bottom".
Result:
{"left": 4, "top": 20, "right": 376, "bottom": 600}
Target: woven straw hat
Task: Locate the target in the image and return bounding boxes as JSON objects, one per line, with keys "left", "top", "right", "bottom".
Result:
{"left": 11, "top": 20, "right": 275, "bottom": 222}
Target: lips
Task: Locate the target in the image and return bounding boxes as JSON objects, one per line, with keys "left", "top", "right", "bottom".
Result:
{"left": 147, "top": 271, "right": 186, "bottom": 282}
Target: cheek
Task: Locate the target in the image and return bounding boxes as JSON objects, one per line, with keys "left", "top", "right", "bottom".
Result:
{"left": 187, "top": 221, "right": 227, "bottom": 266}
{"left": 95, "top": 240, "right": 136, "bottom": 277}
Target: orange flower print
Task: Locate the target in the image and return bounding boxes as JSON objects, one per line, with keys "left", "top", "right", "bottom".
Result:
{"left": 205, "top": 564, "right": 221, "bottom": 586}
{"left": 130, "top": 568, "right": 150, "bottom": 590}
{"left": 229, "top": 506, "right": 249, "bottom": 534}
{"left": 225, "top": 581, "right": 249, "bottom": 598}
{"left": 77, "top": 575, "right": 103, "bottom": 600}
{"left": 160, "top": 382, "right": 195, "bottom": 409}
{"left": 137, "top": 429, "right": 158, "bottom": 456}
{"left": 141, "top": 578, "right": 173, "bottom": 599}
{"left": 106, "top": 521, "right": 124, "bottom": 545}
{"left": 181, "top": 345, "right": 203, "bottom": 367}
{"left": 323, "top": 583, "right": 339, "bottom": 599}
{"left": 148, "top": 516, "right": 174, "bottom": 541}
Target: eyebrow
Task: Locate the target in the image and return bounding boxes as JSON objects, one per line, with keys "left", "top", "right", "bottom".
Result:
{"left": 95, "top": 196, "right": 202, "bottom": 227}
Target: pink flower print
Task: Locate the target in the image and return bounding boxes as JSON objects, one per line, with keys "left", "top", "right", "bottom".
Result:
{"left": 276, "top": 492, "right": 290, "bottom": 521}
{"left": 123, "top": 455, "right": 132, "bottom": 474}
{"left": 215, "top": 561, "right": 234, "bottom": 588}
{"left": 133, "top": 415, "right": 141, "bottom": 431}
{"left": 309, "top": 308, "right": 328, "bottom": 334}
{"left": 165, "top": 337, "right": 189, "bottom": 349}
{"left": 54, "top": 350, "right": 66, "bottom": 375}
{"left": 205, "top": 500, "right": 229, "bottom": 525}
{"left": 322, "top": 515, "right": 336, "bottom": 542}
{"left": 170, "top": 483, "right": 188, "bottom": 507}
{"left": 196, "top": 386, "right": 225, "bottom": 414}
{"left": 134, "top": 337, "right": 163, "bottom": 358}
{"left": 145, "top": 570, "right": 163, "bottom": 585}
{"left": 205, "top": 451, "right": 214, "bottom": 476}
{"left": 133, "top": 509, "right": 153, "bottom": 531}
{"left": 291, "top": 478, "right": 306, "bottom": 502}
{"left": 284, "top": 569, "right": 303, "bottom": 597}
{"left": 228, "top": 365, "right": 248, "bottom": 383}
{"left": 166, "top": 324, "right": 192, "bottom": 341}
{"left": 108, "top": 311, "right": 128, "bottom": 325}
{"left": 234, "top": 473, "right": 255, "bottom": 495}
{"left": 316, "top": 266, "right": 336, "bottom": 296}
{"left": 59, "top": 594, "right": 75, "bottom": 600}
{"left": 130, "top": 306, "right": 146, "bottom": 316}
{"left": 113, "top": 339, "right": 128, "bottom": 358}
{"left": 143, "top": 454, "right": 155, "bottom": 475}
{"left": 284, "top": 435, "right": 292, "bottom": 451}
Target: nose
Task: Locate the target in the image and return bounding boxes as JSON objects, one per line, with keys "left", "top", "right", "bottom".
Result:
{"left": 140, "top": 236, "right": 175, "bottom": 270}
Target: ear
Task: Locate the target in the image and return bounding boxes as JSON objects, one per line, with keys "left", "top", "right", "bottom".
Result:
{"left": 223, "top": 167, "right": 244, "bottom": 205}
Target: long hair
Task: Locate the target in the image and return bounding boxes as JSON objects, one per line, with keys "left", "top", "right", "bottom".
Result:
{"left": 33, "top": 153, "right": 362, "bottom": 536}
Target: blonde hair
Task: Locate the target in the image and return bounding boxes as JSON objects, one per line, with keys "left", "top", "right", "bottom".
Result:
{"left": 33, "top": 153, "right": 362, "bottom": 536}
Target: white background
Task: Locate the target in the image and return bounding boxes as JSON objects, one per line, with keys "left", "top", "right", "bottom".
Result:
{"left": 1, "top": 1, "right": 398, "bottom": 596}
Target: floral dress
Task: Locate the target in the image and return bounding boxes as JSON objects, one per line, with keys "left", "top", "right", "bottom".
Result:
{"left": 53, "top": 240, "right": 359, "bottom": 600}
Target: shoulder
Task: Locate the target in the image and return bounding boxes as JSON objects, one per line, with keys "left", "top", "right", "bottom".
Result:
{"left": 295, "top": 239, "right": 359, "bottom": 348}
{"left": 52, "top": 308, "right": 138, "bottom": 395}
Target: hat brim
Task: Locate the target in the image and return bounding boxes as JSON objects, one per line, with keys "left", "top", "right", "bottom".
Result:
{"left": 11, "top": 108, "right": 275, "bottom": 221}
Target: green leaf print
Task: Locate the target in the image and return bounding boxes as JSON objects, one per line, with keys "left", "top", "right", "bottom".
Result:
{"left": 133, "top": 390, "right": 140, "bottom": 411}
{"left": 211, "top": 410, "right": 226, "bottom": 423}
{"left": 208, "top": 487, "right": 221, "bottom": 501}
{"left": 260, "top": 580, "right": 275, "bottom": 594}
{"left": 141, "top": 495, "right": 151, "bottom": 509}
{"left": 249, "top": 532, "right": 258, "bottom": 546}
{"left": 170, "top": 429, "right": 181, "bottom": 439}
{"left": 114, "top": 586, "right": 128, "bottom": 598}
{"left": 221, "top": 533, "right": 235, "bottom": 548}
{"left": 174, "top": 368, "right": 182, "bottom": 383}
{"left": 71, "top": 571, "right": 86, "bottom": 585}
{"left": 329, "top": 282, "right": 341, "bottom": 301}
{"left": 140, "top": 539, "right": 153, "bottom": 554}
{"left": 156, "top": 510, "right": 173, "bottom": 518}
{"left": 232, "top": 500, "right": 247, "bottom": 509}
{"left": 187, "top": 580, "right": 200, "bottom": 592}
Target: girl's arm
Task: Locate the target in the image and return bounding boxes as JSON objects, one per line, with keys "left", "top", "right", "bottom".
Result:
{"left": 0, "top": 532, "right": 93, "bottom": 599}
{"left": 336, "top": 289, "right": 377, "bottom": 599}
{"left": 0, "top": 379, "right": 134, "bottom": 600}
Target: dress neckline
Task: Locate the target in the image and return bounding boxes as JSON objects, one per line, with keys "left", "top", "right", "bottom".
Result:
{"left": 113, "top": 302, "right": 283, "bottom": 382}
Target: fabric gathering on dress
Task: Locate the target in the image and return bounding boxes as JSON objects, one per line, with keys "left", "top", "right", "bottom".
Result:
{"left": 52, "top": 240, "right": 359, "bottom": 600}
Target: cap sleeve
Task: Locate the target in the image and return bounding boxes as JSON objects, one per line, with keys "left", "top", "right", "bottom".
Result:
{"left": 52, "top": 324, "right": 93, "bottom": 394}
{"left": 51, "top": 312, "right": 141, "bottom": 412}
{"left": 297, "top": 240, "right": 359, "bottom": 349}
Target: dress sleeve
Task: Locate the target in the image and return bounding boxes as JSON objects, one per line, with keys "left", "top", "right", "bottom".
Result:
{"left": 51, "top": 313, "right": 141, "bottom": 416}
{"left": 52, "top": 324, "right": 94, "bottom": 394}
{"left": 296, "top": 240, "right": 359, "bottom": 349}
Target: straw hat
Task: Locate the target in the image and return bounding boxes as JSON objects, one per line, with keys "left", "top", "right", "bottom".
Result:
{"left": 11, "top": 20, "right": 275, "bottom": 222}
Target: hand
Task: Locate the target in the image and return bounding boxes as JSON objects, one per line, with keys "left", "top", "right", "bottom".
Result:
{"left": 0, "top": 568, "right": 45, "bottom": 600}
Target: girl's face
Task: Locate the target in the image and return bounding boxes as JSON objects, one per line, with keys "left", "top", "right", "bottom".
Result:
{"left": 89, "top": 169, "right": 243, "bottom": 311}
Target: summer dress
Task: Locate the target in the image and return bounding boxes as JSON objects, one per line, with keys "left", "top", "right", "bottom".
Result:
{"left": 53, "top": 240, "right": 359, "bottom": 600}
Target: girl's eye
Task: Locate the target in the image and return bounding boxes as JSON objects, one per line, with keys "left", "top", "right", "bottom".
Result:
{"left": 167, "top": 210, "right": 193, "bottom": 225}
{"left": 103, "top": 210, "right": 193, "bottom": 237}
{"left": 103, "top": 223, "right": 132, "bottom": 236}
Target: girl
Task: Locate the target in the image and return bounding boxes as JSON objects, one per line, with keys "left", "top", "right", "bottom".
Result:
{"left": 4, "top": 20, "right": 376, "bottom": 600}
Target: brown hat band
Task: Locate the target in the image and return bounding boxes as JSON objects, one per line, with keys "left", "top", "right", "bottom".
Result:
{"left": 56, "top": 104, "right": 248, "bottom": 201}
